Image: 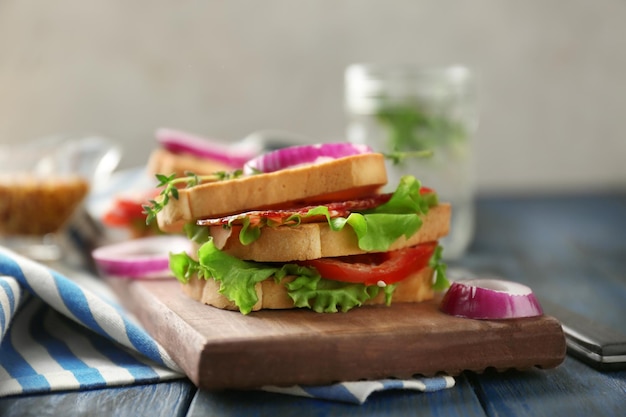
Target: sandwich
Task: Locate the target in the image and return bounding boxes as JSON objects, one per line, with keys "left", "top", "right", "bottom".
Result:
{"left": 147, "top": 142, "right": 451, "bottom": 314}
{"left": 103, "top": 128, "right": 261, "bottom": 239}
{"left": 147, "top": 128, "right": 261, "bottom": 178}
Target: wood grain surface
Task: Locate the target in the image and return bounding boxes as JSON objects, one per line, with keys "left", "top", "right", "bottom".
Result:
{"left": 4, "top": 192, "right": 625, "bottom": 417}
{"left": 189, "top": 374, "right": 486, "bottom": 417}
{"left": 0, "top": 380, "right": 195, "bottom": 417}
{"left": 107, "top": 278, "right": 566, "bottom": 391}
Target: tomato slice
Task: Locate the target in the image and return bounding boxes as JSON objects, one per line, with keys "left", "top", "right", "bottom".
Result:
{"left": 299, "top": 242, "right": 437, "bottom": 286}
{"left": 102, "top": 192, "right": 156, "bottom": 227}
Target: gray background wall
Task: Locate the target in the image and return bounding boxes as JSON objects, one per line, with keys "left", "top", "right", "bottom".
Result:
{"left": 1, "top": 0, "right": 625, "bottom": 194}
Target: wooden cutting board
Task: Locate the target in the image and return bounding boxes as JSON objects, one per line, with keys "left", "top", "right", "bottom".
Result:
{"left": 106, "top": 278, "right": 567, "bottom": 390}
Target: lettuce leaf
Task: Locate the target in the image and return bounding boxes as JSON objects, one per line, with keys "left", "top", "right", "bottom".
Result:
{"left": 429, "top": 244, "right": 450, "bottom": 291}
{"left": 169, "top": 238, "right": 398, "bottom": 314}
{"left": 286, "top": 275, "right": 379, "bottom": 313}
{"left": 183, "top": 223, "right": 210, "bottom": 244}
{"left": 371, "top": 174, "right": 433, "bottom": 214}
{"left": 171, "top": 239, "right": 293, "bottom": 314}
{"left": 239, "top": 217, "right": 262, "bottom": 245}
{"left": 168, "top": 176, "right": 448, "bottom": 314}
{"left": 189, "top": 175, "right": 439, "bottom": 250}
{"left": 304, "top": 175, "right": 435, "bottom": 251}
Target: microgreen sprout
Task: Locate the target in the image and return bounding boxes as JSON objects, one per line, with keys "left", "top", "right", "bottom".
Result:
{"left": 142, "top": 169, "right": 243, "bottom": 224}
{"left": 384, "top": 149, "right": 434, "bottom": 165}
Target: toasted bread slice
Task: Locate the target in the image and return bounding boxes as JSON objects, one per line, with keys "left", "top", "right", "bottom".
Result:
{"left": 157, "top": 153, "right": 388, "bottom": 233}
{"left": 180, "top": 266, "right": 435, "bottom": 312}
{"left": 147, "top": 148, "right": 235, "bottom": 178}
{"left": 209, "top": 203, "right": 451, "bottom": 262}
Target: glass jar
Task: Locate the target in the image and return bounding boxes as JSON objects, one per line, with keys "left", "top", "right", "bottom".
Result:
{"left": 344, "top": 64, "right": 479, "bottom": 260}
{"left": 0, "top": 135, "right": 120, "bottom": 262}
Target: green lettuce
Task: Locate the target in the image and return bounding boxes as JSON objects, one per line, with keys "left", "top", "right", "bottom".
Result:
{"left": 237, "top": 174, "right": 438, "bottom": 250}
{"left": 170, "top": 238, "right": 401, "bottom": 314}
{"left": 429, "top": 244, "right": 449, "bottom": 291}
{"left": 169, "top": 238, "right": 448, "bottom": 314}
{"left": 169, "top": 174, "right": 449, "bottom": 314}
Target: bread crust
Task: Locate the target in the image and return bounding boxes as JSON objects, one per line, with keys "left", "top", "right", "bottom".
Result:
{"left": 180, "top": 266, "right": 435, "bottom": 312}
{"left": 156, "top": 153, "right": 388, "bottom": 233}
{"left": 210, "top": 203, "right": 451, "bottom": 261}
{"left": 147, "top": 148, "right": 235, "bottom": 178}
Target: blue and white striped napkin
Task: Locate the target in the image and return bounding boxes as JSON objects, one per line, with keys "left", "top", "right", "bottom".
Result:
{"left": 263, "top": 377, "right": 455, "bottom": 404}
{"left": 0, "top": 246, "right": 183, "bottom": 397}
{"left": 0, "top": 246, "right": 454, "bottom": 404}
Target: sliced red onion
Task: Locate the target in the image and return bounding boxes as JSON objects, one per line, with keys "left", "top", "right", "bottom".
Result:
{"left": 439, "top": 278, "right": 543, "bottom": 320}
{"left": 156, "top": 128, "right": 261, "bottom": 168}
{"left": 92, "top": 235, "right": 191, "bottom": 279}
{"left": 243, "top": 142, "right": 373, "bottom": 174}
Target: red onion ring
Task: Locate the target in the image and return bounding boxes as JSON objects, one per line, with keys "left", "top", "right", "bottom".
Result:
{"left": 92, "top": 235, "right": 191, "bottom": 279}
{"left": 156, "top": 128, "right": 261, "bottom": 168}
{"left": 439, "top": 278, "right": 543, "bottom": 319}
{"left": 243, "top": 142, "right": 373, "bottom": 174}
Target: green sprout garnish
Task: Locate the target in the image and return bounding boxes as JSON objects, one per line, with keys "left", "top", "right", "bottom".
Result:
{"left": 142, "top": 169, "right": 243, "bottom": 224}
{"left": 384, "top": 149, "right": 434, "bottom": 165}
{"left": 376, "top": 102, "right": 467, "bottom": 163}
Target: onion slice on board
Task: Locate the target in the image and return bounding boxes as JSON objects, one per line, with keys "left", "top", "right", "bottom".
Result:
{"left": 92, "top": 235, "right": 191, "bottom": 279}
{"left": 243, "top": 142, "right": 372, "bottom": 174}
{"left": 439, "top": 278, "right": 543, "bottom": 319}
{"left": 156, "top": 128, "right": 261, "bottom": 168}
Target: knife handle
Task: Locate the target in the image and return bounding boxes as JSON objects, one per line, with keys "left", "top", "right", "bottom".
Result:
{"left": 540, "top": 300, "right": 626, "bottom": 371}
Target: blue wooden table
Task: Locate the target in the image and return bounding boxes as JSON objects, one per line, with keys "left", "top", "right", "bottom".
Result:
{"left": 1, "top": 192, "right": 625, "bottom": 416}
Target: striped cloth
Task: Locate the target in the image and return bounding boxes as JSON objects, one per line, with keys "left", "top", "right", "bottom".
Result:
{"left": 264, "top": 377, "right": 456, "bottom": 404}
{"left": 0, "top": 246, "right": 183, "bottom": 397}
{"left": 0, "top": 246, "right": 454, "bottom": 404}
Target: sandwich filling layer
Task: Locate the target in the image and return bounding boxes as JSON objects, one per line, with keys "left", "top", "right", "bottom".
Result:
{"left": 169, "top": 175, "right": 450, "bottom": 314}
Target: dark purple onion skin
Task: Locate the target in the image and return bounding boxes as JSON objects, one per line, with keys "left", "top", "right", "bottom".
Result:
{"left": 97, "top": 257, "right": 170, "bottom": 278}
{"left": 439, "top": 281, "right": 544, "bottom": 320}
{"left": 92, "top": 236, "right": 190, "bottom": 279}
{"left": 244, "top": 143, "right": 372, "bottom": 173}
{"left": 156, "top": 128, "right": 254, "bottom": 168}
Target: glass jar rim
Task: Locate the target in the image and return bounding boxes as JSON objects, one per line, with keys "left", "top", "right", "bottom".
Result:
{"left": 344, "top": 63, "right": 477, "bottom": 115}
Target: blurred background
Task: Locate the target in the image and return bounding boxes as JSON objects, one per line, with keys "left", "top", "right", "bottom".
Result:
{"left": 0, "top": 0, "right": 625, "bottom": 195}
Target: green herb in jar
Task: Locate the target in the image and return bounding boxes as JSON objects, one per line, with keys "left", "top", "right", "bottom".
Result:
{"left": 375, "top": 102, "right": 467, "bottom": 158}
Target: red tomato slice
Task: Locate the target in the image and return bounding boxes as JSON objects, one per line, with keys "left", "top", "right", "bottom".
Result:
{"left": 102, "top": 193, "right": 154, "bottom": 226}
{"left": 299, "top": 242, "right": 437, "bottom": 286}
